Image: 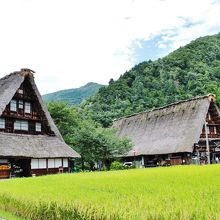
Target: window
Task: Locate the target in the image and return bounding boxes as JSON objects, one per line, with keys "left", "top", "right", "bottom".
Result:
{"left": 17, "top": 89, "right": 23, "bottom": 94}
{"left": 214, "top": 126, "right": 217, "bottom": 135}
{"left": 31, "top": 159, "right": 38, "bottom": 169}
{"left": 208, "top": 126, "right": 214, "bottom": 134}
{"left": 39, "top": 159, "right": 46, "bottom": 169}
{"left": 10, "top": 99, "right": 17, "bottom": 111}
{"left": 63, "top": 158, "right": 68, "bottom": 167}
{"left": 18, "top": 100, "right": 23, "bottom": 109}
{"left": 31, "top": 159, "right": 46, "bottom": 169}
{"left": 48, "top": 159, "right": 55, "bottom": 168}
{"left": 14, "top": 120, "right": 28, "bottom": 131}
{"left": 55, "top": 158, "right": 62, "bottom": 167}
{"left": 0, "top": 118, "right": 5, "bottom": 129}
{"left": 35, "top": 122, "right": 41, "bottom": 132}
{"left": 25, "top": 102, "right": 31, "bottom": 113}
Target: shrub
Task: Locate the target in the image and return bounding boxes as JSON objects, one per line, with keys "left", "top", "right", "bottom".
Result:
{"left": 110, "top": 161, "right": 124, "bottom": 170}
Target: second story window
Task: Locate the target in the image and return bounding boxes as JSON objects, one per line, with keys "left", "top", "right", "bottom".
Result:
{"left": 208, "top": 113, "right": 211, "bottom": 121}
{"left": 10, "top": 99, "right": 17, "bottom": 112}
{"left": 18, "top": 100, "right": 23, "bottom": 109}
{"left": 25, "top": 102, "right": 31, "bottom": 113}
{"left": 36, "top": 122, "right": 41, "bottom": 132}
{"left": 14, "top": 120, "right": 28, "bottom": 131}
{"left": 17, "top": 89, "right": 23, "bottom": 94}
{"left": 0, "top": 118, "right": 5, "bottom": 129}
{"left": 214, "top": 126, "right": 217, "bottom": 135}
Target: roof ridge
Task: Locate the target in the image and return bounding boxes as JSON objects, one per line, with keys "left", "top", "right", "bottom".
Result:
{"left": 114, "top": 94, "right": 215, "bottom": 121}
{"left": 0, "top": 68, "right": 35, "bottom": 81}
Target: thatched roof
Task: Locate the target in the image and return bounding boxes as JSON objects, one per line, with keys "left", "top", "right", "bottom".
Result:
{"left": 0, "top": 69, "right": 80, "bottom": 158}
{"left": 112, "top": 94, "right": 218, "bottom": 156}
{"left": 0, "top": 133, "right": 78, "bottom": 158}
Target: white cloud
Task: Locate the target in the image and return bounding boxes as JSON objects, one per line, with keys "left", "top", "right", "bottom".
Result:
{"left": 0, "top": 0, "right": 219, "bottom": 94}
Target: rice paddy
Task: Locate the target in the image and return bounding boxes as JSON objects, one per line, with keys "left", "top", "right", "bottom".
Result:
{"left": 0, "top": 165, "right": 220, "bottom": 220}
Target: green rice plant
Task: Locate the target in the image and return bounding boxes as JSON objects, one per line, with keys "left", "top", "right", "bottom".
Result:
{"left": 0, "top": 209, "right": 25, "bottom": 220}
{"left": 0, "top": 165, "right": 219, "bottom": 219}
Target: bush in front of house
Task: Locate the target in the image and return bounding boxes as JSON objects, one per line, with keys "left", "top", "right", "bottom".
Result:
{"left": 110, "top": 161, "right": 124, "bottom": 170}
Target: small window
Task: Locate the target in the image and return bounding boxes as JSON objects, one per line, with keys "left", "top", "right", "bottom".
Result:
{"left": 208, "top": 126, "right": 214, "bottom": 134}
{"left": 55, "top": 158, "right": 62, "bottom": 168}
{"left": 25, "top": 102, "right": 31, "bottom": 113}
{"left": 17, "top": 89, "right": 23, "bottom": 94}
{"left": 39, "top": 159, "right": 47, "bottom": 169}
{"left": 0, "top": 118, "right": 5, "bottom": 129}
{"left": 214, "top": 126, "right": 217, "bottom": 135}
{"left": 31, "top": 159, "right": 38, "bottom": 169}
{"left": 18, "top": 100, "right": 23, "bottom": 109}
{"left": 48, "top": 159, "right": 55, "bottom": 168}
{"left": 36, "top": 122, "right": 41, "bottom": 132}
{"left": 14, "top": 120, "right": 28, "bottom": 131}
{"left": 10, "top": 100, "right": 17, "bottom": 112}
{"left": 63, "top": 158, "right": 68, "bottom": 167}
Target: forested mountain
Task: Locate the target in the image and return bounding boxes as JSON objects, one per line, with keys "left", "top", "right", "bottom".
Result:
{"left": 43, "top": 82, "right": 103, "bottom": 105}
{"left": 81, "top": 34, "right": 220, "bottom": 127}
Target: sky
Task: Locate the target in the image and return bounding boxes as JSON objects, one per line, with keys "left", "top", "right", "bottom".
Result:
{"left": 0, "top": 0, "right": 220, "bottom": 94}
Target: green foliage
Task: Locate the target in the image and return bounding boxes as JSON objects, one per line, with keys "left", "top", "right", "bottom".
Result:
{"left": 82, "top": 34, "right": 220, "bottom": 127}
{"left": 0, "top": 165, "right": 220, "bottom": 219}
{"left": 43, "top": 82, "right": 103, "bottom": 105}
{"left": 110, "top": 161, "right": 124, "bottom": 170}
{"left": 47, "top": 102, "right": 132, "bottom": 169}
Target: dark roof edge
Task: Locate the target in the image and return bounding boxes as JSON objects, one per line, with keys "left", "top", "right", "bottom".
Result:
{"left": 113, "top": 94, "right": 216, "bottom": 122}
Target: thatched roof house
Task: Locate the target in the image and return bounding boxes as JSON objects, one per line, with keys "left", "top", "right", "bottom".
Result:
{"left": 113, "top": 94, "right": 220, "bottom": 166}
{"left": 0, "top": 69, "right": 80, "bottom": 178}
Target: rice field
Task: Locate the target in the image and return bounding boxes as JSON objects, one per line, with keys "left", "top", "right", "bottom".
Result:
{"left": 0, "top": 210, "right": 24, "bottom": 220}
{"left": 0, "top": 165, "right": 220, "bottom": 220}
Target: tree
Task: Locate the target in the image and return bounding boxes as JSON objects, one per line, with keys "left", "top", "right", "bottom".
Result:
{"left": 48, "top": 102, "right": 132, "bottom": 170}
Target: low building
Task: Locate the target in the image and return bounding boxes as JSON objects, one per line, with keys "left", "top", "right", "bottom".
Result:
{"left": 0, "top": 69, "right": 80, "bottom": 178}
{"left": 112, "top": 94, "right": 220, "bottom": 167}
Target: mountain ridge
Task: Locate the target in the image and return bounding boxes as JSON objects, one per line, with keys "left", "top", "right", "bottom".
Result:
{"left": 43, "top": 82, "right": 104, "bottom": 105}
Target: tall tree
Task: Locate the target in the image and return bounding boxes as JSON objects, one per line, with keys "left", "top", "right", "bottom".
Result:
{"left": 48, "top": 102, "right": 132, "bottom": 169}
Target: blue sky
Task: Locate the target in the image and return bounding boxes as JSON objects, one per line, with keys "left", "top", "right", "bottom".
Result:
{"left": 131, "top": 35, "right": 173, "bottom": 63}
{"left": 0, "top": 0, "right": 220, "bottom": 94}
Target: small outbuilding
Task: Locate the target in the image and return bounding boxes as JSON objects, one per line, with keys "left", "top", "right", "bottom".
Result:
{"left": 113, "top": 94, "right": 220, "bottom": 167}
{"left": 0, "top": 69, "right": 80, "bottom": 178}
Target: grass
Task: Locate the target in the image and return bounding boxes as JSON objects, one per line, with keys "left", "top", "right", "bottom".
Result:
{"left": 0, "top": 209, "right": 25, "bottom": 220}
{"left": 0, "top": 165, "right": 220, "bottom": 219}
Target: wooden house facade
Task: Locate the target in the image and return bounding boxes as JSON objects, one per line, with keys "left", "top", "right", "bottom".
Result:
{"left": 0, "top": 69, "right": 80, "bottom": 178}
{"left": 112, "top": 94, "right": 220, "bottom": 167}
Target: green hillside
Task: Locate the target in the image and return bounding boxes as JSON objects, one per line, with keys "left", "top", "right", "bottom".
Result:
{"left": 43, "top": 82, "right": 103, "bottom": 105}
{"left": 82, "top": 34, "right": 220, "bottom": 127}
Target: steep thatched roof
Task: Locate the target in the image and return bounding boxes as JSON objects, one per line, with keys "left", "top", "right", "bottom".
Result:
{"left": 112, "top": 94, "right": 218, "bottom": 156}
{"left": 0, "top": 69, "right": 80, "bottom": 158}
{"left": 0, "top": 133, "right": 78, "bottom": 158}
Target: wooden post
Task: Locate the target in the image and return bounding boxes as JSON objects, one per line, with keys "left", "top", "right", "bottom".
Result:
{"left": 142, "top": 156, "right": 145, "bottom": 168}
{"left": 205, "top": 122, "right": 211, "bottom": 164}
{"left": 197, "top": 149, "right": 200, "bottom": 165}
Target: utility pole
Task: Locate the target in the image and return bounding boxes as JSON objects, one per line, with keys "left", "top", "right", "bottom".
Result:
{"left": 204, "top": 122, "right": 211, "bottom": 164}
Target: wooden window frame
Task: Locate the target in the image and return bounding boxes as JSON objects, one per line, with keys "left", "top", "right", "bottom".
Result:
{"left": 18, "top": 100, "right": 24, "bottom": 109}
{"left": 0, "top": 118, "right": 5, "bottom": 129}
{"left": 214, "top": 126, "right": 217, "bottom": 135}
{"left": 14, "top": 120, "right": 28, "bottom": 131}
{"left": 17, "top": 89, "right": 23, "bottom": 95}
{"left": 25, "top": 102, "right": 31, "bottom": 114}
{"left": 35, "top": 122, "right": 41, "bottom": 132}
{"left": 10, "top": 99, "right": 17, "bottom": 112}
